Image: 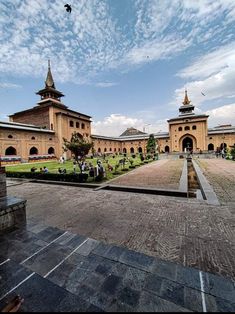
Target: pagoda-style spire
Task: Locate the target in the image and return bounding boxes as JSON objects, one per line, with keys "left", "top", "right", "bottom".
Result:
{"left": 45, "top": 59, "right": 55, "bottom": 89}
{"left": 36, "top": 60, "right": 65, "bottom": 104}
{"left": 182, "top": 89, "right": 191, "bottom": 105}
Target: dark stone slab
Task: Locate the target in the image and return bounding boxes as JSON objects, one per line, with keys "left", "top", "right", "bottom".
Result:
{"left": 75, "top": 238, "right": 99, "bottom": 256}
{"left": 119, "top": 265, "right": 148, "bottom": 291}
{"left": 86, "top": 303, "right": 105, "bottom": 312}
{"left": 118, "top": 286, "right": 141, "bottom": 307}
{"left": 184, "top": 286, "right": 203, "bottom": 312}
{"left": 119, "top": 249, "right": 155, "bottom": 272}
{"left": 46, "top": 256, "right": 86, "bottom": 288}
{"left": 65, "top": 234, "right": 87, "bottom": 249}
{"left": 101, "top": 274, "right": 122, "bottom": 295}
{"left": 35, "top": 226, "right": 65, "bottom": 242}
{"left": 89, "top": 291, "right": 114, "bottom": 311}
{"left": 136, "top": 291, "right": 190, "bottom": 312}
{"left": 176, "top": 263, "right": 201, "bottom": 290}
{"left": 202, "top": 271, "right": 235, "bottom": 303}
{"left": 159, "top": 279, "right": 186, "bottom": 309}
{"left": 151, "top": 258, "right": 177, "bottom": 281}
{"left": 0, "top": 260, "right": 33, "bottom": 300}
{"left": 1, "top": 273, "right": 89, "bottom": 312}
{"left": 144, "top": 273, "right": 163, "bottom": 295}
{"left": 205, "top": 293, "right": 235, "bottom": 312}
{"left": 23, "top": 243, "right": 73, "bottom": 277}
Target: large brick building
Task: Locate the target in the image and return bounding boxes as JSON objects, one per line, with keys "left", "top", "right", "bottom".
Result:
{"left": 0, "top": 63, "right": 235, "bottom": 164}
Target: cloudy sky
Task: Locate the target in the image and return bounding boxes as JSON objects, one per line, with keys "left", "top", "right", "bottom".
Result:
{"left": 0, "top": 0, "right": 235, "bottom": 136}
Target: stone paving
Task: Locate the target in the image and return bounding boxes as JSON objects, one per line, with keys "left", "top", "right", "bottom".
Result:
{"left": 0, "top": 222, "right": 234, "bottom": 312}
{"left": 109, "top": 159, "right": 184, "bottom": 190}
{"left": 195, "top": 158, "right": 235, "bottom": 206}
{"left": 6, "top": 158, "right": 235, "bottom": 281}
{"left": 2, "top": 157, "right": 235, "bottom": 311}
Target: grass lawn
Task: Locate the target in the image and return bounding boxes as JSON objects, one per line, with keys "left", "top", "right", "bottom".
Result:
{"left": 5, "top": 155, "right": 153, "bottom": 182}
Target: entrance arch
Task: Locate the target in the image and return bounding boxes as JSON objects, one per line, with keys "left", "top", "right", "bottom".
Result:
{"left": 138, "top": 147, "right": 143, "bottom": 153}
{"left": 182, "top": 137, "right": 193, "bottom": 152}
{"left": 29, "top": 147, "right": 38, "bottom": 155}
{"left": 165, "top": 146, "right": 170, "bottom": 153}
{"left": 208, "top": 143, "right": 214, "bottom": 151}
{"left": 5, "top": 146, "right": 17, "bottom": 155}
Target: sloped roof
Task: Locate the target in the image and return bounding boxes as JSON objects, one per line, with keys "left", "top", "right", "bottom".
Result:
{"left": 119, "top": 127, "right": 147, "bottom": 137}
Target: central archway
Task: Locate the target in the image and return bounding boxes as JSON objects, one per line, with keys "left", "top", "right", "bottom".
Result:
{"left": 182, "top": 137, "right": 193, "bottom": 152}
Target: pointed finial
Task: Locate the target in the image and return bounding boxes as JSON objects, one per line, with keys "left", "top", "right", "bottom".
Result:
{"left": 45, "top": 59, "right": 55, "bottom": 89}
{"left": 182, "top": 89, "right": 191, "bottom": 105}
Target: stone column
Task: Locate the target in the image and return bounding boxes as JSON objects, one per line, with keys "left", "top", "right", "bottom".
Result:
{"left": 0, "top": 167, "right": 7, "bottom": 198}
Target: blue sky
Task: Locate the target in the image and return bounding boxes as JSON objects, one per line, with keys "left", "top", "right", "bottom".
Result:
{"left": 0, "top": 0, "right": 235, "bottom": 136}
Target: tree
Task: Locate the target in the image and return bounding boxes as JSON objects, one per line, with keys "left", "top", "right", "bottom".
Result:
{"left": 63, "top": 132, "right": 93, "bottom": 161}
{"left": 146, "top": 134, "right": 156, "bottom": 154}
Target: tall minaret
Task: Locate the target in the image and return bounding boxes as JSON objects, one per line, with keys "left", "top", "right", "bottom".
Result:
{"left": 179, "top": 89, "right": 195, "bottom": 116}
{"left": 36, "top": 60, "right": 65, "bottom": 104}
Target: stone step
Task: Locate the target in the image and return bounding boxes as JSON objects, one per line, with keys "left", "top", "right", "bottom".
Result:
{"left": 0, "top": 221, "right": 234, "bottom": 312}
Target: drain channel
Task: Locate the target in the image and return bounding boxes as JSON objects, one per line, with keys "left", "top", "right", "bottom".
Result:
{"left": 187, "top": 157, "right": 201, "bottom": 198}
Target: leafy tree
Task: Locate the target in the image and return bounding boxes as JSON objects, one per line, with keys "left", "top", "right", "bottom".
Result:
{"left": 63, "top": 132, "right": 93, "bottom": 161}
{"left": 146, "top": 134, "right": 156, "bottom": 154}
{"left": 230, "top": 146, "right": 235, "bottom": 160}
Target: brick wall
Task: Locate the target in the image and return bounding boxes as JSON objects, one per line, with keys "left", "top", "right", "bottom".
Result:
{"left": 11, "top": 106, "right": 50, "bottom": 129}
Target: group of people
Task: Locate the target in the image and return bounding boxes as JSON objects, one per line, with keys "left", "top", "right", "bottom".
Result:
{"left": 30, "top": 166, "right": 48, "bottom": 173}
{"left": 71, "top": 159, "right": 107, "bottom": 179}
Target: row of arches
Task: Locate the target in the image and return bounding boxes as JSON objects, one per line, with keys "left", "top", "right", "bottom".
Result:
{"left": 4, "top": 146, "right": 55, "bottom": 156}
{"left": 97, "top": 147, "right": 145, "bottom": 154}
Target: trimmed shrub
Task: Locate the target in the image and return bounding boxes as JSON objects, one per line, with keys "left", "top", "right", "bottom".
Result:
{"left": 6, "top": 171, "right": 88, "bottom": 183}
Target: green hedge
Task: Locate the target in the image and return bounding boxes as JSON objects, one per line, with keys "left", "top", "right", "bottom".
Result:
{"left": 6, "top": 171, "right": 89, "bottom": 183}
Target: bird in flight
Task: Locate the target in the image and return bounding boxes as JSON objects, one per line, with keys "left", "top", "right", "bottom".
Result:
{"left": 201, "top": 92, "right": 206, "bottom": 96}
{"left": 64, "top": 4, "right": 72, "bottom": 13}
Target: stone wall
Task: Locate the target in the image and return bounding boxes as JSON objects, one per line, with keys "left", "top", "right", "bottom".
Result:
{"left": 0, "top": 167, "right": 7, "bottom": 198}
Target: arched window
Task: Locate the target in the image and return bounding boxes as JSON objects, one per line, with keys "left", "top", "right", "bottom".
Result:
{"left": 114, "top": 148, "right": 116, "bottom": 152}
{"left": 220, "top": 143, "right": 227, "bottom": 150}
{"left": 29, "top": 147, "right": 38, "bottom": 155}
{"left": 5, "top": 146, "right": 17, "bottom": 156}
{"left": 51, "top": 123, "right": 53, "bottom": 130}
{"left": 192, "top": 125, "right": 197, "bottom": 130}
{"left": 165, "top": 146, "right": 170, "bottom": 153}
{"left": 130, "top": 147, "right": 134, "bottom": 154}
{"left": 178, "top": 127, "right": 182, "bottom": 131}
{"left": 49, "top": 138, "right": 52, "bottom": 141}
{"left": 184, "top": 126, "right": 190, "bottom": 131}
{"left": 48, "top": 147, "right": 55, "bottom": 154}
{"left": 104, "top": 148, "right": 107, "bottom": 152}
{"left": 110, "top": 148, "right": 112, "bottom": 151}
{"left": 8, "top": 135, "right": 13, "bottom": 139}
{"left": 118, "top": 148, "right": 121, "bottom": 152}
{"left": 31, "top": 136, "right": 35, "bottom": 140}
{"left": 138, "top": 147, "right": 143, "bottom": 153}
{"left": 76, "top": 122, "right": 80, "bottom": 128}
{"left": 208, "top": 144, "right": 214, "bottom": 151}
{"left": 81, "top": 123, "right": 85, "bottom": 129}
{"left": 98, "top": 148, "right": 101, "bottom": 153}
{"left": 123, "top": 148, "right": 127, "bottom": 154}
{"left": 70, "top": 120, "right": 74, "bottom": 127}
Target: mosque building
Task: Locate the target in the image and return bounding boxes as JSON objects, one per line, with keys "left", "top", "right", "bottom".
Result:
{"left": 0, "top": 63, "right": 234, "bottom": 164}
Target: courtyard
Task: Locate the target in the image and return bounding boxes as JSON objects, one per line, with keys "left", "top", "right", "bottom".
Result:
{"left": 1, "top": 156, "right": 235, "bottom": 312}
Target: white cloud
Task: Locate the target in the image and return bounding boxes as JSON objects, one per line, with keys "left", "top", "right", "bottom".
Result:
{"left": 174, "top": 42, "right": 235, "bottom": 108}
{"left": 0, "top": 82, "right": 22, "bottom": 89}
{"left": 94, "top": 82, "right": 118, "bottom": 88}
{"left": 206, "top": 103, "right": 235, "bottom": 127}
{"left": 91, "top": 113, "right": 168, "bottom": 136}
{"left": 0, "top": 0, "right": 235, "bottom": 84}
{"left": 0, "top": 113, "right": 9, "bottom": 121}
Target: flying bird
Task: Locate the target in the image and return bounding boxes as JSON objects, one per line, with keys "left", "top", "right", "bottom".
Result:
{"left": 64, "top": 4, "right": 72, "bottom": 13}
{"left": 201, "top": 92, "right": 206, "bottom": 96}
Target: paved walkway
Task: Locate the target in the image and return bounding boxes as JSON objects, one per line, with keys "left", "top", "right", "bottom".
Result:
{"left": 195, "top": 159, "right": 235, "bottom": 206}
{"left": 0, "top": 222, "right": 234, "bottom": 312}
{"left": 110, "top": 159, "right": 184, "bottom": 190}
